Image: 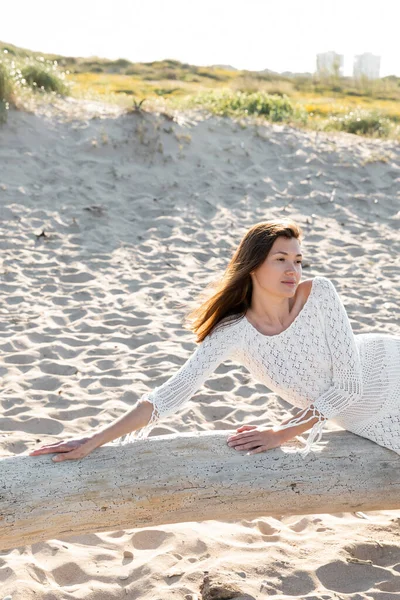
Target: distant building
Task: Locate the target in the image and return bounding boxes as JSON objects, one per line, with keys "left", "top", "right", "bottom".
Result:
{"left": 353, "top": 53, "right": 381, "bottom": 79}
{"left": 316, "top": 51, "right": 344, "bottom": 77}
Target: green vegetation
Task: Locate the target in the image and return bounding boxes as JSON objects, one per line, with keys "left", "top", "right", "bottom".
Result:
{"left": 0, "top": 62, "right": 11, "bottom": 123}
{"left": 0, "top": 46, "right": 69, "bottom": 120}
{"left": 323, "top": 108, "right": 393, "bottom": 136}
{"left": 182, "top": 90, "right": 301, "bottom": 121}
{"left": 1, "top": 39, "right": 399, "bottom": 139}
{"left": 21, "top": 64, "right": 68, "bottom": 94}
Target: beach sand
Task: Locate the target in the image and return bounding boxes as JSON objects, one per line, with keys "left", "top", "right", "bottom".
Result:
{"left": 0, "top": 98, "right": 399, "bottom": 599}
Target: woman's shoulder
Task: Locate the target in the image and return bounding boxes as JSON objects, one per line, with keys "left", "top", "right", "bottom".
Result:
{"left": 304, "top": 275, "right": 335, "bottom": 293}
{"left": 210, "top": 313, "right": 246, "bottom": 337}
{"left": 298, "top": 276, "right": 338, "bottom": 305}
{"left": 298, "top": 278, "right": 314, "bottom": 300}
{"left": 298, "top": 276, "right": 322, "bottom": 300}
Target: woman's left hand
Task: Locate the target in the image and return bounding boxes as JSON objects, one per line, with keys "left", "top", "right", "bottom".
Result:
{"left": 226, "top": 424, "right": 283, "bottom": 455}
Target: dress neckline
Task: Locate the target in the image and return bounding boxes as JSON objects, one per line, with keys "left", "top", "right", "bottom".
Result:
{"left": 243, "top": 277, "right": 318, "bottom": 339}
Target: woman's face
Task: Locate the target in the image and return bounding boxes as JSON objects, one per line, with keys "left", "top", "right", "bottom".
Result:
{"left": 251, "top": 236, "right": 303, "bottom": 296}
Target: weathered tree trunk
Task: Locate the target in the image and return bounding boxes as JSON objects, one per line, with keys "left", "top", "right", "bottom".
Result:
{"left": 1, "top": 430, "right": 400, "bottom": 550}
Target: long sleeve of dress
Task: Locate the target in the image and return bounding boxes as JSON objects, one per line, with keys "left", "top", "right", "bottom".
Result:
{"left": 118, "top": 318, "right": 240, "bottom": 444}
{"left": 273, "top": 277, "right": 363, "bottom": 457}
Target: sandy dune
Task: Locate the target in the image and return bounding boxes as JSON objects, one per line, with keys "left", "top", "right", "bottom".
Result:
{"left": 0, "top": 98, "right": 399, "bottom": 599}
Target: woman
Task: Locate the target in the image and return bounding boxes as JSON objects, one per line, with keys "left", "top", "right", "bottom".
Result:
{"left": 29, "top": 219, "right": 400, "bottom": 463}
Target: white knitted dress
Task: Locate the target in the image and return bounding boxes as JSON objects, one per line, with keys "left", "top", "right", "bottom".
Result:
{"left": 117, "top": 276, "right": 400, "bottom": 457}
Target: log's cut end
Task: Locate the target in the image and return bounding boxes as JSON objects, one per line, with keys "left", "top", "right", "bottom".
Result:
{"left": 1, "top": 429, "right": 399, "bottom": 551}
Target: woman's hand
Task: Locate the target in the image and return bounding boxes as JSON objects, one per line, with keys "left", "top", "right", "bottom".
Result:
{"left": 28, "top": 436, "right": 99, "bottom": 462}
{"left": 226, "top": 425, "right": 283, "bottom": 455}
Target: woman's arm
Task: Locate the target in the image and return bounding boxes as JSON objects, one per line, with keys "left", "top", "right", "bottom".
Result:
{"left": 30, "top": 318, "right": 240, "bottom": 461}
{"left": 91, "top": 399, "right": 154, "bottom": 446}
{"left": 276, "top": 407, "right": 322, "bottom": 442}
{"left": 266, "top": 277, "right": 362, "bottom": 458}
{"left": 227, "top": 406, "right": 324, "bottom": 454}
{"left": 29, "top": 399, "right": 156, "bottom": 461}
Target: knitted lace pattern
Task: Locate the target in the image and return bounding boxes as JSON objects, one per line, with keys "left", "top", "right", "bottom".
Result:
{"left": 116, "top": 276, "right": 400, "bottom": 458}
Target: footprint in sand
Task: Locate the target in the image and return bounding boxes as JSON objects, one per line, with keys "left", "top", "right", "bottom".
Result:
{"left": 316, "top": 557, "right": 391, "bottom": 594}
{"left": 344, "top": 542, "right": 400, "bottom": 568}
{"left": 288, "top": 517, "right": 311, "bottom": 533}
{"left": 51, "top": 561, "right": 90, "bottom": 587}
{"left": 278, "top": 570, "right": 315, "bottom": 596}
{"left": 30, "top": 376, "right": 63, "bottom": 391}
{"left": 59, "top": 271, "right": 95, "bottom": 284}
{"left": 255, "top": 519, "right": 281, "bottom": 537}
{"left": 375, "top": 577, "right": 400, "bottom": 592}
{"left": 130, "top": 529, "right": 174, "bottom": 550}
{"left": 4, "top": 353, "right": 37, "bottom": 365}
{"left": 39, "top": 361, "right": 78, "bottom": 376}
{"left": 2, "top": 416, "right": 62, "bottom": 435}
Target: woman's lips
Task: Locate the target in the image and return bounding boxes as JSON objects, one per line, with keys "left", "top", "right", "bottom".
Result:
{"left": 282, "top": 281, "right": 296, "bottom": 285}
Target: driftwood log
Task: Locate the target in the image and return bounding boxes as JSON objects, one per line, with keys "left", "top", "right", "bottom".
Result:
{"left": 1, "top": 429, "right": 400, "bottom": 550}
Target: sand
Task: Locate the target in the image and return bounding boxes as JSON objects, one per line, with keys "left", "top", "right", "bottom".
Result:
{"left": 0, "top": 97, "right": 399, "bottom": 599}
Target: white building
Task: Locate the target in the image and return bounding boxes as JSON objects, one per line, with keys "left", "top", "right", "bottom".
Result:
{"left": 353, "top": 53, "right": 381, "bottom": 79}
{"left": 316, "top": 51, "right": 344, "bottom": 76}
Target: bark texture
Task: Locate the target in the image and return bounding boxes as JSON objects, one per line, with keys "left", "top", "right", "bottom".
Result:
{"left": 1, "top": 430, "right": 400, "bottom": 550}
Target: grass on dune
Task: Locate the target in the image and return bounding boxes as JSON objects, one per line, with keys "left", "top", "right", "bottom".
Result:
{"left": 21, "top": 63, "right": 68, "bottom": 94}
{"left": 61, "top": 65, "right": 400, "bottom": 140}
{"left": 0, "top": 49, "right": 69, "bottom": 119}
{"left": 0, "top": 62, "right": 12, "bottom": 123}
{"left": 177, "top": 89, "right": 300, "bottom": 121}
{"left": 1, "top": 41, "right": 400, "bottom": 139}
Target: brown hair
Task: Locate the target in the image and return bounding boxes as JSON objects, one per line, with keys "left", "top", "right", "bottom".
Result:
{"left": 183, "top": 219, "right": 303, "bottom": 343}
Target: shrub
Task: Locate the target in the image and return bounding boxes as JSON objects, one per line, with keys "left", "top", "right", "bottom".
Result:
{"left": 186, "top": 89, "right": 296, "bottom": 121}
{"left": 0, "top": 62, "right": 11, "bottom": 123}
{"left": 154, "top": 87, "right": 180, "bottom": 96}
{"left": 21, "top": 64, "right": 67, "bottom": 94}
{"left": 110, "top": 58, "right": 131, "bottom": 68}
{"left": 0, "top": 54, "right": 70, "bottom": 122}
{"left": 324, "top": 108, "right": 392, "bottom": 136}
{"left": 1, "top": 46, "right": 16, "bottom": 56}
{"left": 0, "top": 62, "right": 9, "bottom": 98}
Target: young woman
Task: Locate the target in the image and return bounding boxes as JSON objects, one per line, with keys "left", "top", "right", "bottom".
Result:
{"left": 29, "top": 219, "right": 400, "bottom": 463}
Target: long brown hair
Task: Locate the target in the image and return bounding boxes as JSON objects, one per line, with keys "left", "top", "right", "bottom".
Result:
{"left": 183, "top": 219, "right": 303, "bottom": 343}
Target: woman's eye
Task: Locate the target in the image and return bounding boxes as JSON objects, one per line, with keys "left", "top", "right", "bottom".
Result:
{"left": 277, "top": 258, "right": 302, "bottom": 264}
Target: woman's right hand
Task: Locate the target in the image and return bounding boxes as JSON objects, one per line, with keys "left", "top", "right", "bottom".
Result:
{"left": 28, "top": 436, "right": 99, "bottom": 462}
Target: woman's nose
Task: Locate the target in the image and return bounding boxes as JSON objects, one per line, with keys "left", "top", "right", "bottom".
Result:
{"left": 285, "top": 267, "right": 298, "bottom": 276}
